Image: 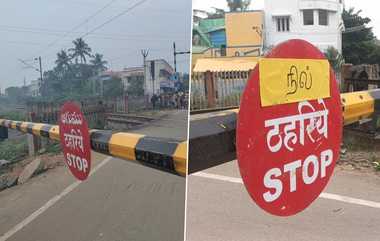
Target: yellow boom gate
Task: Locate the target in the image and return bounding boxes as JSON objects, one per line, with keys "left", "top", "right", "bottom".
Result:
{"left": 0, "top": 119, "right": 187, "bottom": 177}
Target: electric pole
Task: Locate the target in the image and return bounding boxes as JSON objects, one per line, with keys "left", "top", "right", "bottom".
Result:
{"left": 141, "top": 49, "right": 149, "bottom": 95}
{"left": 173, "top": 42, "right": 177, "bottom": 73}
{"left": 173, "top": 42, "right": 190, "bottom": 73}
{"left": 34, "top": 57, "right": 43, "bottom": 96}
{"left": 18, "top": 56, "right": 43, "bottom": 96}
{"left": 37, "top": 57, "right": 43, "bottom": 83}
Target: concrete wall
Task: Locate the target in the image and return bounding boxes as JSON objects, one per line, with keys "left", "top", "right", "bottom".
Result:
{"left": 264, "top": 0, "right": 344, "bottom": 53}
{"left": 225, "top": 11, "right": 264, "bottom": 56}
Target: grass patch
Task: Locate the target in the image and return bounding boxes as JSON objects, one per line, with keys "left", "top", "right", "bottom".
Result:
{"left": 0, "top": 138, "right": 28, "bottom": 162}
{"left": 0, "top": 137, "right": 62, "bottom": 163}
{"left": 44, "top": 141, "right": 62, "bottom": 154}
{"left": 0, "top": 111, "right": 26, "bottom": 121}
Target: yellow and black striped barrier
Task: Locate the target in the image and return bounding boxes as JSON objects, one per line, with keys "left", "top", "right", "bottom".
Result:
{"left": 2, "top": 89, "right": 379, "bottom": 175}
{"left": 341, "top": 89, "right": 380, "bottom": 125}
{"left": 0, "top": 119, "right": 187, "bottom": 177}
{"left": 191, "top": 88, "right": 380, "bottom": 127}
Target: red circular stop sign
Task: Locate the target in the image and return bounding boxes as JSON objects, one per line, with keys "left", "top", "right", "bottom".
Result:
{"left": 237, "top": 39, "right": 342, "bottom": 216}
{"left": 59, "top": 102, "right": 91, "bottom": 181}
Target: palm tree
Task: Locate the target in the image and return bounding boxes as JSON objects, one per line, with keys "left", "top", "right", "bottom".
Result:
{"left": 69, "top": 38, "right": 92, "bottom": 64}
{"left": 90, "top": 53, "right": 108, "bottom": 74}
{"left": 226, "top": 0, "right": 251, "bottom": 12}
{"left": 55, "top": 50, "right": 71, "bottom": 70}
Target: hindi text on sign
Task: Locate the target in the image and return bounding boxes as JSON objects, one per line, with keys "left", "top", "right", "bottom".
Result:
{"left": 63, "top": 129, "right": 84, "bottom": 153}
{"left": 265, "top": 99, "right": 328, "bottom": 153}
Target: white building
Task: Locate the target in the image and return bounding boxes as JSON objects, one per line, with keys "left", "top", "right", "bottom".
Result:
{"left": 144, "top": 59, "right": 174, "bottom": 96}
{"left": 28, "top": 79, "right": 41, "bottom": 97}
{"left": 99, "top": 67, "right": 144, "bottom": 92}
{"left": 98, "top": 59, "right": 174, "bottom": 97}
{"left": 264, "top": 0, "right": 344, "bottom": 53}
{"left": 118, "top": 67, "right": 145, "bottom": 91}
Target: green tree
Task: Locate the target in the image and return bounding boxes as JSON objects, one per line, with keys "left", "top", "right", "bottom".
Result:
{"left": 342, "top": 7, "right": 380, "bottom": 65}
{"left": 103, "top": 77, "right": 124, "bottom": 97}
{"left": 43, "top": 69, "right": 62, "bottom": 97}
{"left": 37, "top": 38, "right": 112, "bottom": 100}
{"left": 69, "top": 38, "right": 92, "bottom": 64}
{"left": 90, "top": 53, "right": 108, "bottom": 74}
{"left": 324, "top": 46, "right": 345, "bottom": 72}
{"left": 4, "top": 86, "right": 26, "bottom": 102}
{"left": 55, "top": 50, "right": 71, "bottom": 70}
{"left": 226, "top": 0, "right": 251, "bottom": 12}
{"left": 127, "top": 77, "right": 144, "bottom": 96}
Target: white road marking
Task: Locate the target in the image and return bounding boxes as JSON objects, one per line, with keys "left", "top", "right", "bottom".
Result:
{"left": 194, "top": 172, "right": 243, "bottom": 184}
{"left": 193, "top": 172, "right": 380, "bottom": 209}
{"left": 0, "top": 156, "right": 112, "bottom": 241}
{"left": 319, "top": 193, "right": 380, "bottom": 209}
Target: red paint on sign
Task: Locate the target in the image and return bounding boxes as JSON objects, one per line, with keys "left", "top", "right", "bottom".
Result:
{"left": 59, "top": 102, "right": 91, "bottom": 181}
{"left": 237, "top": 39, "right": 342, "bottom": 216}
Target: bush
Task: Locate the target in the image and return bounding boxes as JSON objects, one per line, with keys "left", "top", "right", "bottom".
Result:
{"left": 0, "top": 111, "right": 26, "bottom": 121}
{"left": 45, "top": 142, "right": 62, "bottom": 154}
{"left": 0, "top": 138, "right": 28, "bottom": 162}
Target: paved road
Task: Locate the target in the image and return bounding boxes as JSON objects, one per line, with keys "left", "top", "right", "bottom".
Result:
{"left": 0, "top": 109, "right": 187, "bottom": 241}
{"left": 186, "top": 160, "right": 380, "bottom": 241}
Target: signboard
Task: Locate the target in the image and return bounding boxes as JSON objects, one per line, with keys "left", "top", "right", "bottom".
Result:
{"left": 59, "top": 102, "right": 91, "bottom": 181}
{"left": 237, "top": 39, "right": 342, "bottom": 216}
{"left": 259, "top": 58, "right": 330, "bottom": 106}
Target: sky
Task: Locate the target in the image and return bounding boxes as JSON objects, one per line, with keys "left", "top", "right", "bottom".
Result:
{"left": 193, "top": 0, "right": 380, "bottom": 39}
{"left": 0, "top": 0, "right": 192, "bottom": 90}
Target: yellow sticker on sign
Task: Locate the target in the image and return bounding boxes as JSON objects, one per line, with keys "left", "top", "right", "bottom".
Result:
{"left": 259, "top": 58, "right": 330, "bottom": 107}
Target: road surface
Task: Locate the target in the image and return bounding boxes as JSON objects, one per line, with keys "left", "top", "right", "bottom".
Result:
{"left": 0, "top": 109, "right": 187, "bottom": 241}
{"left": 186, "top": 160, "right": 380, "bottom": 241}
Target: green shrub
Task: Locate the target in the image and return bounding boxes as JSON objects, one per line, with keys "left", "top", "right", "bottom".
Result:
{"left": 0, "top": 111, "right": 26, "bottom": 121}
{"left": 0, "top": 138, "right": 28, "bottom": 162}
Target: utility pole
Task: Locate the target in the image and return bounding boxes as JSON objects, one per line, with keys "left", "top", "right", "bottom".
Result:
{"left": 141, "top": 49, "right": 149, "bottom": 95}
{"left": 18, "top": 57, "right": 43, "bottom": 96}
{"left": 173, "top": 42, "right": 177, "bottom": 73}
{"left": 173, "top": 42, "right": 190, "bottom": 73}
{"left": 34, "top": 57, "right": 43, "bottom": 96}
{"left": 150, "top": 60, "right": 155, "bottom": 95}
{"left": 38, "top": 57, "right": 43, "bottom": 83}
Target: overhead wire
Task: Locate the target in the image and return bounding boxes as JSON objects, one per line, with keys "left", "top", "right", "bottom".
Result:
{"left": 30, "top": 0, "right": 119, "bottom": 57}
{"left": 36, "top": 0, "right": 150, "bottom": 60}
{"left": 79, "top": 0, "right": 149, "bottom": 39}
{"left": 0, "top": 26, "right": 187, "bottom": 40}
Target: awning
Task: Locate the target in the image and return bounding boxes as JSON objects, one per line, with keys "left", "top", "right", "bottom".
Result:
{"left": 193, "top": 58, "right": 258, "bottom": 72}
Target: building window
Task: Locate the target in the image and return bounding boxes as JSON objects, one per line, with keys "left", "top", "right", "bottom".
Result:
{"left": 276, "top": 17, "right": 290, "bottom": 32}
{"left": 303, "top": 10, "right": 314, "bottom": 25}
{"left": 319, "top": 10, "right": 328, "bottom": 26}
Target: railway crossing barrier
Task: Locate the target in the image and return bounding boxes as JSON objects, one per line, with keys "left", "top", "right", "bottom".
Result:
{"left": 189, "top": 86, "right": 380, "bottom": 173}
{"left": 0, "top": 119, "right": 187, "bottom": 177}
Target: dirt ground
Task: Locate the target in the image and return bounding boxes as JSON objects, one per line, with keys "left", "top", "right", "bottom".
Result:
{"left": 338, "top": 148, "right": 380, "bottom": 174}
{"left": 0, "top": 153, "right": 64, "bottom": 191}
